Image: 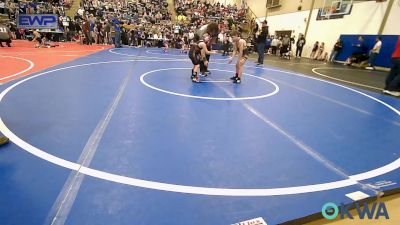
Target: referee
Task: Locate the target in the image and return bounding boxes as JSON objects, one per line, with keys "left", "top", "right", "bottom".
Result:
{"left": 0, "top": 20, "right": 12, "bottom": 47}
{"left": 256, "top": 20, "right": 268, "bottom": 65}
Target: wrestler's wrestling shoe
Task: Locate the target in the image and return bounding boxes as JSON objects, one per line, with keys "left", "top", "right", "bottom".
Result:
{"left": 0, "top": 136, "right": 9, "bottom": 146}
{"left": 233, "top": 77, "right": 241, "bottom": 84}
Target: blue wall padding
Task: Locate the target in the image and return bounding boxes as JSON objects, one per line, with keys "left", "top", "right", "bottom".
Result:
{"left": 336, "top": 35, "right": 399, "bottom": 68}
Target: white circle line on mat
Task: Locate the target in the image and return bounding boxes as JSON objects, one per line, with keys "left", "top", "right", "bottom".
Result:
{"left": 109, "top": 48, "right": 228, "bottom": 61}
{"left": 312, "top": 67, "right": 382, "bottom": 91}
{"left": 140, "top": 68, "right": 279, "bottom": 101}
{"left": 0, "top": 47, "right": 105, "bottom": 55}
{"left": 109, "top": 48, "right": 180, "bottom": 60}
{"left": 0, "top": 56, "right": 34, "bottom": 82}
{"left": 145, "top": 49, "right": 229, "bottom": 61}
{"left": 146, "top": 49, "right": 188, "bottom": 57}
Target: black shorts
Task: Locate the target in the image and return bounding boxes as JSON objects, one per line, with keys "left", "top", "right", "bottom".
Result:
{"left": 189, "top": 48, "right": 201, "bottom": 65}
{"left": 0, "top": 38, "right": 11, "bottom": 43}
{"left": 241, "top": 50, "right": 249, "bottom": 60}
{"left": 189, "top": 54, "right": 201, "bottom": 65}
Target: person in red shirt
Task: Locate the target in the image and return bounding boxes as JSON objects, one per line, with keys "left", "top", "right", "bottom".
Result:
{"left": 383, "top": 36, "right": 400, "bottom": 97}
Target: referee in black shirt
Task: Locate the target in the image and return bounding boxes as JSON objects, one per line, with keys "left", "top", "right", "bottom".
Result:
{"left": 256, "top": 20, "right": 268, "bottom": 65}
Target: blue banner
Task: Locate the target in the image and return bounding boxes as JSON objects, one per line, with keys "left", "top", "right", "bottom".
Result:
{"left": 17, "top": 14, "right": 58, "bottom": 29}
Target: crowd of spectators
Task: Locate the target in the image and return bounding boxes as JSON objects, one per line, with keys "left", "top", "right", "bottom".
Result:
{"left": 0, "top": 0, "right": 71, "bottom": 42}
{"left": 66, "top": 0, "right": 250, "bottom": 49}
{"left": 0, "top": 0, "right": 250, "bottom": 49}
{"left": 1, "top": 0, "right": 69, "bottom": 19}
{"left": 66, "top": 0, "right": 177, "bottom": 46}
{"left": 175, "top": 0, "right": 247, "bottom": 26}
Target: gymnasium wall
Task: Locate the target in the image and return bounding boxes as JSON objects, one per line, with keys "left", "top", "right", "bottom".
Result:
{"left": 336, "top": 35, "right": 399, "bottom": 67}
{"left": 256, "top": 0, "right": 399, "bottom": 66}
{"left": 246, "top": 0, "right": 323, "bottom": 18}
{"left": 210, "top": 0, "right": 241, "bottom": 6}
{"left": 246, "top": 0, "right": 267, "bottom": 18}
{"left": 258, "top": 10, "right": 309, "bottom": 39}
{"left": 383, "top": 0, "right": 400, "bottom": 34}
{"left": 303, "top": 0, "right": 389, "bottom": 58}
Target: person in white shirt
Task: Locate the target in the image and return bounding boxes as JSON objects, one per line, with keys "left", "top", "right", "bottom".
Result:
{"left": 366, "top": 37, "right": 382, "bottom": 70}
{"left": 0, "top": 22, "right": 12, "bottom": 47}
{"left": 77, "top": 8, "right": 84, "bottom": 16}
{"left": 0, "top": 1, "right": 5, "bottom": 14}
{"left": 271, "top": 36, "right": 279, "bottom": 55}
{"left": 218, "top": 31, "right": 224, "bottom": 44}
{"left": 188, "top": 30, "right": 194, "bottom": 41}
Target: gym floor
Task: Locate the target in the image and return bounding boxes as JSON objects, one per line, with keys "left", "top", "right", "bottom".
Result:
{"left": 0, "top": 42, "right": 399, "bottom": 225}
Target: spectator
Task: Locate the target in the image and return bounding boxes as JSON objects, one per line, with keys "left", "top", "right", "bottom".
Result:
{"left": 315, "top": 42, "right": 325, "bottom": 60}
{"left": 277, "top": 36, "right": 282, "bottom": 56}
{"left": 222, "top": 33, "right": 230, "bottom": 56}
{"left": 93, "top": 24, "right": 98, "bottom": 44}
{"left": 18, "top": 28, "right": 25, "bottom": 40}
{"left": 280, "top": 35, "right": 290, "bottom": 57}
{"left": 383, "top": 36, "right": 400, "bottom": 97}
{"left": 265, "top": 35, "right": 272, "bottom": 54}
{"left": 77, "top": 7, "right": 84, "bottom": 17}
{"left": 82, "top": 19, "right": 91, "bottom": 45}
{"left": 0, "top": 1, "right": 5, "bottom": 14}
{"left": 256, "top": 20, "right": 268, "bottom": 65}
{"left": 310, "top": 41, "right": 319, "bottom": 59}
{"left": 110, "top": 24, "right": 115, "bottom": 45}
{"left": 329, "top": 38, "right": 343, "bottom": 62}
{"left": 218, "top": 30, "right": 224, "bottom": 44}
{"left": 104, "top": 20, "right": 110, "bottom": 44}
{"left": 188, "top": 30, "right": 194, "bottom": 41}
{"left": 345, "top": 36, "right": 368, "bottom": 66}
{"left": 112, "top": 17, "right": 122, "bottom": 48}
{"left": 366, "top": 36, "right": 382, "bottom": 70}
{"left": 295, "top": 34, "right": 306, "bottom": 58}
{"left": 271, "top": 36, "right": 278, "bottom": 55}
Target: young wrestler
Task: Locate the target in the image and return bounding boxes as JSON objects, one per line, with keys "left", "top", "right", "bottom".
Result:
{"left": 228, "top": 30, "right": 248, "bottom": 84}
{"left": 162, "top": 38, "right": 169, "bottom": 52}
{"left": 188, "top": 23, "right": 219, "bottom": 82}
{"left": 198, "top": 33, "right": 217, "bottom": 77}
{"left": 188, "top": 34, "right": 202, "bottom": 82}
{"left": 42, "top": 36, "right": 57, "bottom": 48}
{"left": 32, "top": 30, "right": 43, "bottom": 48}
{"left": 196, "top": 23, "right": 219, "bottom": 76}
